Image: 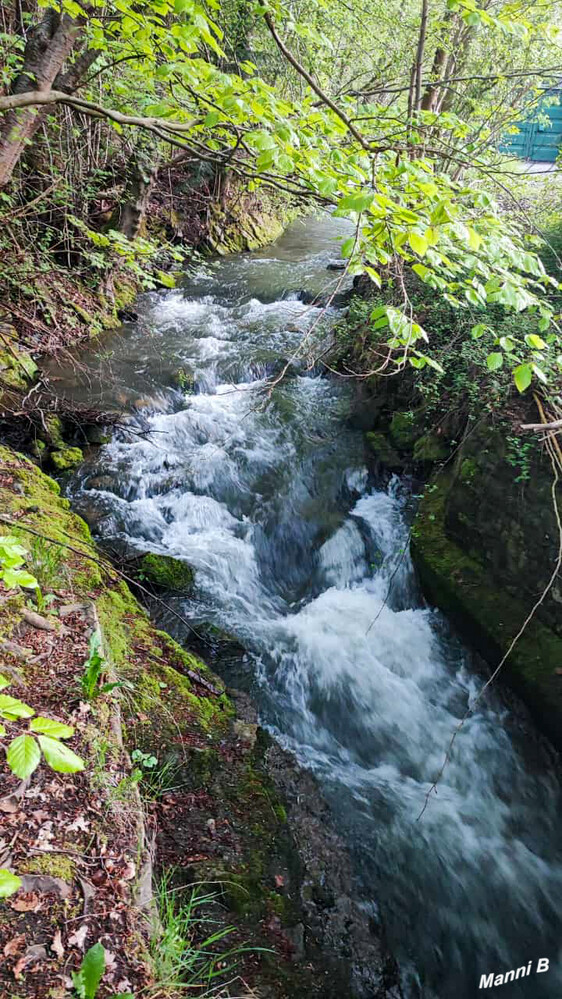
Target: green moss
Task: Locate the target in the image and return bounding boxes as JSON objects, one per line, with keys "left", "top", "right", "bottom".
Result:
{"left": 412, "top": 432, "right": 448, "bottom": 463}
{"left": 411, "top": 472, "right": 562, "bottom": 749}
{"left": 51, "top": 446, "right": 84, "bottom": 471}
{"left": 389, "top": 410, "right": 422, "bottom": 449}
{"left": 43, "top": 415, "right": 64, "bottom": 448}
{"left": 207, "top": 186, "right": 298, "bottom": 255}
{"left": 97, "top": 586, "right": 230, "bottom": 736}
{"left": 459, "top": 458, "right": 477, "bottom": 483}
{"left": 20, "top": 852, "right": 75, "bottom": 882}
{"left": 113, "top": 274, "right": 139, "bottom": 312}
{"left": 0, "top": 445, "right": 102, "bottom": 594}
{"left": 140, "top": 552, "right": 194, "bottom": 591}
{"left": 0, "top": 348, "right": 37, "bottom": 390}
{"left": 365, "top": 431, "right": 404, "bottom": 469}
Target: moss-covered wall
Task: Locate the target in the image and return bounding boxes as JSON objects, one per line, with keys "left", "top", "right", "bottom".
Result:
{"left": 207, "top": 178, "right": 298, "bottom": 254}
{"left": 410, "top": 437, "right": 562, "bottom": 749}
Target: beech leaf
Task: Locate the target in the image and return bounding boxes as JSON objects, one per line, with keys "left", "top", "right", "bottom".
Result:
{"left": 37, "top": 735, "right": 85, "bottom": 774}
{"left": 30, "top": 717, "right": 74, "bottom": 739}
{"left": 0, "top": 869, "right": 22, "bottom": 898}
{"left": 6, "top": 735, "right": 41, "bottom": 779}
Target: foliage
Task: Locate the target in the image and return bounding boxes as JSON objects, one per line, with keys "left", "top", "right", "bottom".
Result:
{"left": 81, "top": 632, "right": 126, "bottom": 700}
{"left": 151, "top": 874, "right": 254, "bottom": 992}
{"left": 1, "top": 0, "right": 562, "bottom": 391}
{"left": 0, "top": 674, "right": 84, "bottom": 778}
{"left": 72, "top": 942, "right": 106, "bottom": 999}
{"left": 0, "top": 534, "right": 40, "bottom": 592}
{"left": 71, "top": 941, "right": 133, "bottom": 999}
{"left": 131, "top": 747, "right": 158, "bottom": 769}
{"left": 0, "top": 867, "right": 22, "bottom": 898}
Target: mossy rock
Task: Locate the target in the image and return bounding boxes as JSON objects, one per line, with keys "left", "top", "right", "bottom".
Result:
{"left": 139, "top": 552, "right": 194, "bottom": 591}
{"left": 51, "top": 446, "right": 84, "bottom": 471}
{"left": 411, "top": 471, "right": 562, "bottom": 750}
{"left": 42, "top": 414, "right": 65, "bottom": 448}
{"left": 389, "top": 410, "right": 422, "bottom": 449}
{"left": 412, "top": 432, "right": 448, "bottom": 463}
{"left": 20, "top": 852, "right": 75, "bottom": 883}
{"left": 366, "top": 431, "right": 405, "bottom": 470}
{"left": 0, "top": 445, "right": 103, "bottom": 595}
{"left": 0, "top": 347, "right": 37, "bottom": 390}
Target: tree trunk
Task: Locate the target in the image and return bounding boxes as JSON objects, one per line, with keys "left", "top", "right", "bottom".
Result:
{"left": 118, "top": 143, "right": 160, "bottom": 239}
{"left": 0, "top": 9, "right": 82, "bottom": 187}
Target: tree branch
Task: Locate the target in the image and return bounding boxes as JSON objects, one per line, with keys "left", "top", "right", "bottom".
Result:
{"left": 262, "top": 9, "right": 373, "bottom": 153}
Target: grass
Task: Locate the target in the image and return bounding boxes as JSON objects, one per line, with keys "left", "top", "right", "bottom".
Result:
{"left": 148, "top": 873, "right": 259, "bottom": 997}
{"left": 28, "top": 533, "right": 69, "bottom": 591}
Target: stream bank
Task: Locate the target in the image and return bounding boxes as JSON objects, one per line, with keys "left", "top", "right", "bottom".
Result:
{"left": 357, "top": 341, "right": 562, "bottom": 749}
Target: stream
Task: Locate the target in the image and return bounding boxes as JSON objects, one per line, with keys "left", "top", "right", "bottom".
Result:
{"left": 47, "top": 215, "right": 562, "bottom": 998}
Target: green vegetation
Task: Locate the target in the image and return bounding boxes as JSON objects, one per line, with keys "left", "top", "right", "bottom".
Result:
{"left": 150, "top": 875, "right": 251, "bottom": 994}
{"left": 139, "top": 551, "right": 194, "bottom": 591}
{"left": 411, "top": 469, "right": 562, "bottom": 748}
{"left": 1, "top": 0, "right": 562, "bottom": 392}
{"left": 0, "top": 673, "right": 85, "bottom": 779}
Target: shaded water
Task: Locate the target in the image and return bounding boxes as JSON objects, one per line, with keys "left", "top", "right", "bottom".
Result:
{"left": 49, "top": 216, "right": 562, "bottom": 997}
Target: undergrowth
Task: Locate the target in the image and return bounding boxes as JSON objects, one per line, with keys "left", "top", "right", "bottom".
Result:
{"left": 149, "top": 873, "right": 257, "bottom": 998}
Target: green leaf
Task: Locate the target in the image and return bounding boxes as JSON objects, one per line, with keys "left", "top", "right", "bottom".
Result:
{"left": 72, "top": 942, "right": 106, "bottom": 999}
{"left": 364, "top": 266, "right": 381, "bottom": 287}
{"left": 525, "top": 333, "right": 547, "bottom": 350}
{"left": 0, "top": 724, "right": 5, "bottom": 736}
{"left": 338, "top": 190, "right": 374, "bottom": 212}
{"left": 0, "top": 674, "right": 11, "bottom": 691}
{"left": 408, "top": 232, "right": 428, "bottom": 257}
{"left": 37, "top": 735, "right": 85, "bottom": 774}
{"left": 467, "top": 227, "right": 482, "bottom": 251}
{"left": 0, "top": 694, "right": 35, "bottom": 720}
{"left": 513, "top": 363, "right": 533, "bottom": 393}
{"left": 30, "top": 717, "right": 74, "bottom": 739}
{"left": 6, "top": 734, "right": 41, "bottom": 779}
{"left": 1, "top": 567, "right": 39, "bottom": 590}
{"left": 0, "top": 869, "right": 22, "bottom": 898}
{"left": 532, "top": 363, "right": 548, "bottom": 384}
{"left": 412, "top": 263, "right": 430, "bottom": 281}
{"left": 156, "top": 271, "right": 176, "bottom": 288}
{"left": 0, "top": 536, "right": 27, "bottom": 558}
{"left": 471, "top": 324, "right": 486, "bottom": 339}
{"left": 486, "top": 352, "right": 503, "bottom": 371}
{"left": 340, "top": 236, "right": 356, "bottom": 258}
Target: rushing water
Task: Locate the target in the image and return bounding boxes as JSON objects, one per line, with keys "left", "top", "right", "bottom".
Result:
{"left": 49, "top": 216, "right": 562, "bottom": 998}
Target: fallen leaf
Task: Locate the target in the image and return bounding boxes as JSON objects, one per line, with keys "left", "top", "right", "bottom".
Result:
{"left": 104, "top": 950, "right": 117, "bottom": 972}
{"left": 67, "top": 815, "right": 89, "bottom": 833}
{"left": 12, "top": 945, "right": 46, "bottom": 978}
{"left": 3, "top": 934, "right": 25, "bottom": 957}
{"left": 10, "top": 893, "right": 41, "bottom": 912}
{"left": 51, "top": 929, "right": 64, "bottom": 959}
{"left": 121, "top": 861, "right": 136, "bottom": 881}
{"left": 30, "top": 809, "right": 51, "bottom": 823}
{"left": 13, "top": 955, "right": 31, "bottom": 979}
{"left": 68, "top": 923, "right": 88, "bottom": 950}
